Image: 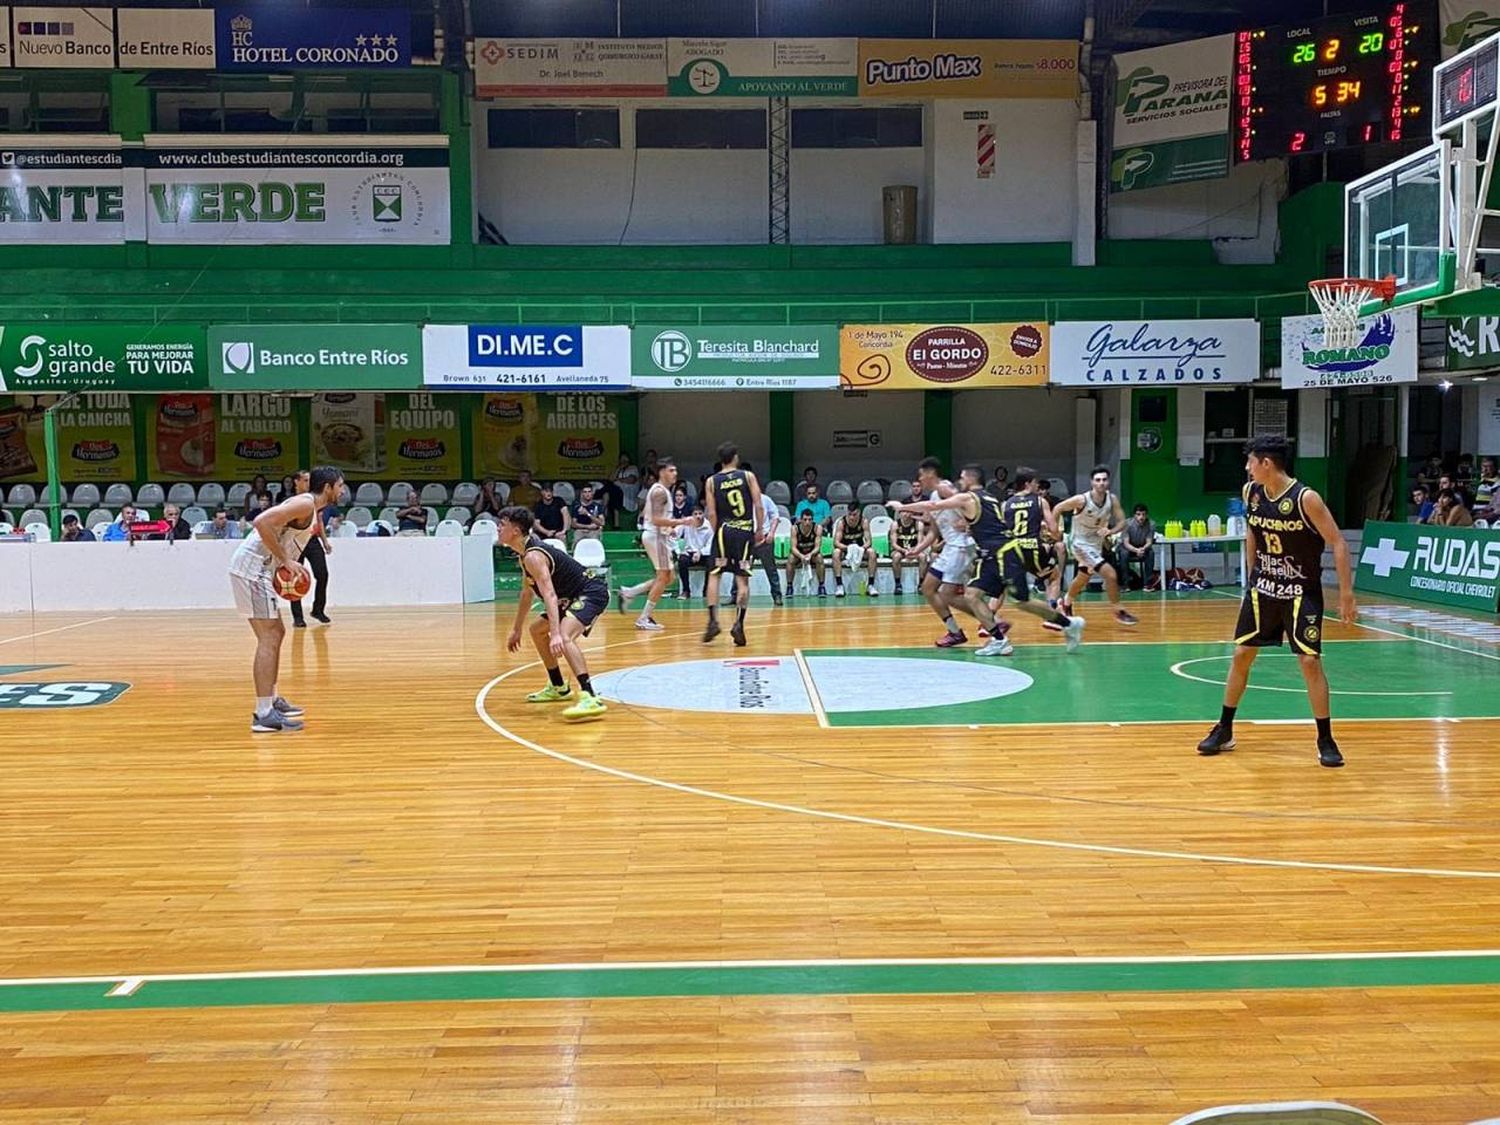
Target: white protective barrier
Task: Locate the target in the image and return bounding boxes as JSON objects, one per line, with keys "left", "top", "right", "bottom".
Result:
{"left": 0, "top": 537, "right": 495, "bottom": 613}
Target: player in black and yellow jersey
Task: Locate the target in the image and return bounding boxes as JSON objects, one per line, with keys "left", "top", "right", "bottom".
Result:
{"left": 888, "top": 507, "right": 931, "bottom": 596}
{"left": 989, "top": 468, "right": 1084, "bottom": 650}
{"left": 785, "top": 507, "right": 827, "bottom": 597}
{"left": 702, "top": 441, "right": 765, "bottom": 647}
{"left": 1197, "top": 435, "right": 1356, "bottom": 768}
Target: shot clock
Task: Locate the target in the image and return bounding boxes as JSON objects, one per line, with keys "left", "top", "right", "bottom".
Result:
{"left": 1234, "top": 3, "right": 1429, "bottom": 161}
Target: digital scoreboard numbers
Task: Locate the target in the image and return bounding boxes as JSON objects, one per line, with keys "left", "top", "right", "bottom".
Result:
{"left": 1234, "top": 3, "right": 1427, "bottom": 161}
{"left": 1434, "top": 34, "right": 1500, "bottom": 132}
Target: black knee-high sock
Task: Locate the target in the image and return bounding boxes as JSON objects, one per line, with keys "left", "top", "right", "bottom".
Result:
{"left": 708, "top": 603, "right": 719, "bottom": 624}
{"left": 578, "top": 673, "right": 594, "bottom": 695}
{"left": 1220, "top": 704, "right": 1236, "bottom": 729}
{"left": 1315, "top": 716, "right": 1331, "bottom": 739}
{"left": 547, "top": 666, "right": 565, "bottom": 687}
{"left": 735, "top": 600, "right": 748, "bottom": 627}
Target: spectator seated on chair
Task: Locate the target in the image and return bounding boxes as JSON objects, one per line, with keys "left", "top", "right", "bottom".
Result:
{"left": 532, "top": 484, "right": 570, "bottom": 541}
{"left": 99, "top": 504, "right": 138, "bottom": 542}
{"left": 887, "top": 509, "right": 932, "bottom": 596}
{"left": 149, "top": 503, "right": 192, "bottom": 541}
{"left": 1475, "top": 456, "right": 1499, "bottom": 509}
{"left": 1119, "top": 504, "right": 1156, "bottom": 590}
{"left": 396, "top": 488, "right": 429, "bottom": 537}
{"left": 471, "top": 477, "right": 504, "bottom": 525}
{"left": 571, "top": 484, "right": 605, "bottom": 541}
{"left": 204, "top": 508, "right": 241, "bottom": 540}
{"left": 675, "top": 503, "right": 714, "bottom": 598}
{"left": 1436, "top": 488, "right": 1475, "bottom": 527}
{"left": 671, "top": 484, "right": 691, "bottom": 520}
{"left": 785, "top": 508, "right": 826, "bottom": 598}
{"left": 1410, "top": 484, "right": 1435, "bottom": 523}
{"left": 831, "top": 505, "right": 878, "bottom": 597}
{"left": 508, "top": 470, "right": 542, "bottom": 510}
{"left": 793, "top": 483, "right": 832, "bottom": 528}
{"left": 60, "top": 513, "right": 94, "bottom": 542}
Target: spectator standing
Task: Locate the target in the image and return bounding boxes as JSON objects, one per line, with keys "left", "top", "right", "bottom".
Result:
{"left": 1119, "top": 504, "right": 1157, "bottom": 590}
{"left": 60, "top": 513, "right": 94, "bottom": 542}
{"left": 100, "top": 504, "right": 137, "bottom": 542}
{"left": 205, "top": 508, "right": 241, "bottom": 539}
{"left": 532, "top": 484, "right": 570, "bottom": 540}
{"left": 793, "top": 484, "right": 832, "bottom": 528}
{"left": 250, "top": 474, "right": 269, "bottom": 499}
{"left": 290, "top": 468, "right": 334, "bottom": 628}
{"left": 1475, "top": 456, "right": 1499, "bottom": 509}
{"left": 1416, "top": 455, "right": 1444, "bottom": 491}
{"left": 602, "top": 453, "right": 637, "bottom": 526}
{"left": 279, "top": 474, "right": 297, "bottom": 501}
{"left": 1436, "top": 489, "right": 1475, "bottom": 527}
{"left": 508, "top": 470, "right": 542, "bottom": 509}
{"left": 396, "top": 488, "right": 428, "bottom": 537}
{"left": 1411, "top": 485, "right": 1436, "bottom": 523}
{"left": 801, "top": 465, "right": 819, "bottom": 494}
{"left": 743, "top": 462, "right": 784, "bottom": 606}
{"left": 671, "top": 484, "right": 691, "bottom": 520}
{"left": 571, "top": 484, "right": 605, "bottom": 541}
{"left": 675, "top": 504, "right": 714, "bottom": 598}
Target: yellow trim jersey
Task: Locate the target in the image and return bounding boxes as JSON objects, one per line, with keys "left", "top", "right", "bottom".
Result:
{"left": 1244, "top": 479, "right": 1324, "bottom": 601}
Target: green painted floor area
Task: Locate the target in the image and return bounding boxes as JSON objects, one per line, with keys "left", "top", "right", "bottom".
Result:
{"left": 804, "top": 642, "right": 1500, "bottom": 728}
{"left": 6, "top": 953, "right": 1500, "bottom": 1013}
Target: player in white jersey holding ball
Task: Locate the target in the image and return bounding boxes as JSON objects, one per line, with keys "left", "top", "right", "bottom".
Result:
{"left": 616, "top": 458, "right": 691, "bottom": 630}
{"left": 228, "top": 465, "right": 344, "bottom": 734}
{"left": 1049, "top": 465, "right": 1138, "bottom": 627}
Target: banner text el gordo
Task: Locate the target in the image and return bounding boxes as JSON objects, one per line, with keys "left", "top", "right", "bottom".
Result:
{"left": 840, "top": 324, "right": 1049, "bottom": 390}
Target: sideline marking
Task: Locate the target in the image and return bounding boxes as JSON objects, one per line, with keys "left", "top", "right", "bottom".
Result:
{"left": 475, "top": 664, "right": 1500, "bottom": 880}
{"left": 792, "top": 648, "right": 829, "bottom": 728}
{"left": 0, "top": 615, "right": 117, "bottom": 648}
{"left": 1168, "top": 653, "right": 1453, "bottom": 696}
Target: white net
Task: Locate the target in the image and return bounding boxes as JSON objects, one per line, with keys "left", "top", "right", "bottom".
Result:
{"left": 1309, "top": 279, "right": 1377, "bottom": 350}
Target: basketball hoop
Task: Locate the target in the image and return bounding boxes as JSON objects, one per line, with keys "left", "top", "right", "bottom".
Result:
{"left": 1308, "top": 275, "right": 1397, "bottom": 350}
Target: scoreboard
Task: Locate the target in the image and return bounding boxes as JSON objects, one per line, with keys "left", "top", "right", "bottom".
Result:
{"left": 1234, "top": 3, "right": 1427, "bottom": 161}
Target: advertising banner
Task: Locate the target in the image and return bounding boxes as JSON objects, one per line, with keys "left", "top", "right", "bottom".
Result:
{"left": 117, "top": 8, "right": 216, "bottom": 68}
{"left": 209, "top": 324, "right": 421, "bottom": 390}
{"left": 0, "top": 9, "right": 9, "bottom": 65}
{"left": 1441, "top": 1, "right": 1500, "bottom": 58}
{"left": 384, "top": 392, "right": 461, "bottom": 481}
{"left": 858, "top": 39, "right": 1078, "bottom": 99}
{"left": 143, "top": 137, "right": 449, "bottom": 245}
{"left": 0, "top": 139, "right": 134, "bottom": 244}
{"left": 1357, "top": 520, "right": 1500, "bottom": 612}
{"left": 310, "top": 392, "right": 386, "bottom": 476}
{"left": 12, "top": 6, "right": 115, "bottom": 68}
{"left": 632, "top": 325, "right": 840, "bottom": 389}
{"left": 474, "top": 392, "right": 619, "bottom": 480}
{"left": 422, "top": 325, "right": 632, "bottom": 391}
{"left": 0, "top": 393, "right": 136, "bottom": 483}
{"left": 216, "top": 6, "right": 410, "bottom": 69}
{"left": 147, "top": 392, "right": 300, "bottom": 481}
{"left": 840, "top": 323, "right": 1050, "bottom": 390}
{"left": 0, "top": 323, "right": 207, "bottom": 393}
{"left": 1050, "top": 319, "right": 1260, "bottom": 385}
{"left": 1110, "top": 36, "right": 1232, "bottom": 193}
{"left": 1279, "top": 307, "right": 1418, "bottom": 389}
{"left": 474, "top": 38, "right": 668, "bottom": 97}
{"left": 667, "top": 38, "right": 857, "bottom": 96}
{"left": 1446, "top": 315, "right": 1500, "bottom": 370}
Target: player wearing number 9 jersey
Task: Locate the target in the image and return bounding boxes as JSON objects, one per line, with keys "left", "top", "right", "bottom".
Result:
{"left": 1197, "top": 435, "right": 1357, "bottom": 768}
{"left": 703, "top": 441, "right": 764, "bottom": 648}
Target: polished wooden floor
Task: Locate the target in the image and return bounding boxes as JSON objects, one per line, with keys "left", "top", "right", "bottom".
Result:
{"left": 2, "top": 596, "right": 1499, "bottom": 1123}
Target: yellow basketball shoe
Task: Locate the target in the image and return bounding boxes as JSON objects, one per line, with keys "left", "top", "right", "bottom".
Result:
{"left": 561, "top": 692, "right": 607, "bottom": 722}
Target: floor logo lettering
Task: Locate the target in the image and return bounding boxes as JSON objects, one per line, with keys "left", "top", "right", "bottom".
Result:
{"left": 0, "top": 664, "right": 131, "bottom": 709}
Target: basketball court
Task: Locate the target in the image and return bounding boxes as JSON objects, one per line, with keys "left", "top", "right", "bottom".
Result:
{"left": 3, "top": 587, "right": 1500, "bottom": 1122}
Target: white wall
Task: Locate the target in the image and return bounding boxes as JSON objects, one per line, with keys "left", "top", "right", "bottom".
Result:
{"left": 639, "top": 391, "right": 771, "bottom": 472}
{"left": 1107, "top": 159, "right": 1286, "bottom": 264}
{"left": 791, "top": 145, "right": 926, "bottom": 244}
{"left": 792, "top": 390, "right": 924, "bottom": 483}
{"left": 952, "top": 388, "right": 1087, "bottom": 490}
{"left": 931, "top": 99, "right": 1080, "bottom": 244}
{"left": 474, "top": 98, "right": 767, "bottom": 245}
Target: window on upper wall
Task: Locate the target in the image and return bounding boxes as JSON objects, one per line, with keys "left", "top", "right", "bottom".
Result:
{"left": 488, "top": 108, "right": 620, "bottom": 148}
{"left": 152, "top": 77, "right": 440, "bottom": 134}
{"left": 1203, "top": 388, "right": 1299, "bottom": 493}
{"left": 635, "top": 108, "right": 766, "bottom": 149}
{"left": 0, "top": 89, "right": 109, "bottom": 133}
{"left": 791, "top": 107, "right": 922, "bottom": 148}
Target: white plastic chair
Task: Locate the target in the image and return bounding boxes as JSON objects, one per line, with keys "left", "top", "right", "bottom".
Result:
{"left": 573, "top": 536, "right": 607, "bottom": 577}
{"left": 424, "top": 506, "right": 440, "bottom": 532}
{"left": 0, "top": 508, "right": 12, "bottom": 526}
{"left": 888, "top": 480, "right": 912, "bottom": 502}
{"left": 86, "top": 508, "right": 114, "bottom": 529}
{"left": 435, "top": 519, "right": 465, "bottom": 538}
{"left": 18, "top": 508, "right": 46, "bottom": 528}
{"left": 38, "top": 482, "right": 66, "bottom": 505}
{"left": 829, "top": 503, "right": 849, "bottom": 525}
{"left": 825, "top": 480, "right": 854, "bottom": 505}
{"left": 387, "top": 481, "right": 416, "bottom": 505}
{"left": 182, "top": 506, "right": 207, "bottom": 526}
{"left": 0, "top": 523, "right": 12, "bottom": 535}
{"left": 167, "top": 482, "right": 196, "bottom": 505}
{"left": 776, "top": 503, "right": 790, "bottom": 518}
{"left": 493, "top": 481, "right": 511, "bottom": 504}
{"left": 551, "top": 482, "right": 576, "bottom": 504}
{"left": 862, "top": 503, "right": 886, "bottom": 523}
{"left": 1169, "top": 1102, "right": 1384, "bottom": 1125}
{"left": 366, "top": 519, "right": 396, "bottom": 537}
{"left": 196, "top": 482, "right": 225, "bottom": 507}
{"left": 104, "top": 483, "right": 133, "bottom": 507}
{"left": 354, "top": 482, "right": 384, "bottom": 506}
{"left": 470, "top": 519, "right": 498, "bottom": 539}
{"left": 451, "top": 481, "right": 480, "bottom": 507}
{"left": 543, "top": 537, "right": 567, "bottom": 552}
{"left": 71, "top": 483, "right": 101, "bottom": 508}
{"left": 345, "top": 506, "right": 373, "bottom": 528}
{"left": 420, "top": 482, "right": 449, "bottom": 505}
{"left": 868, "top": 514, "right": 893, "bottom": 541}
{"left": 192, "top": 521, "right": 212, "bottom": 536}
{"left": 1476, "top": 518, "right": 1490, "bottom": 528}
{"left": 136, "top": 483, "right": 165, "bottom": 507}
{"left": 226, "top": 482, "right": 252, "bottom": 508}
{"left": 446, "top": 506, "right": 472, "bottom": 525}
{"left": 25, "top": 522, "right": 50, "bottom": 541}
{"left": 378, "top": 506, "right": 400, "bottom": 525}
{"left": 7, "top": 484, "right": 36, "bottom": 507}
{"left": 334, "top": 520, "right": 359, "bottom": 538}
{"left": 60, "top": 508, "right": 82, "bottom": 527}
{"left": 856, "top": 480, "right": 885, "bottom": 505}
{"left": 765, "top": 480, "right": 791, "bottom": 507}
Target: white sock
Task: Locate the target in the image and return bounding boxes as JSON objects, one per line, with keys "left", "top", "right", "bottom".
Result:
{"left": 256, "top": 696, "right": 273, "bottom": 715}
{"left": 643, "top": 599, "right": 658, "bottom": 617}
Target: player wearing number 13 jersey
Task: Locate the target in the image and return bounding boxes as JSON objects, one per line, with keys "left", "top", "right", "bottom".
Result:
{"left": 1197, "top": 436, "right": 1357, "bottom": 768}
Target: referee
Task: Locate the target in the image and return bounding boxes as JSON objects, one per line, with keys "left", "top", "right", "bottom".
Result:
{"left": 742, "top": 462, "right": 784, "bottom": 607}
{"left": 289, "top": 468, "right": 334, "bottom": 627}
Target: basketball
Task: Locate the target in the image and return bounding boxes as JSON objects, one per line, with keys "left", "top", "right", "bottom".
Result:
{"left": 273, "top": 565, "right": 311, "bottom": 601}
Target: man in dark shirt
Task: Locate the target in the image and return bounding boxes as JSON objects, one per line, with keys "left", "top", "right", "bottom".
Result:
{"left": 149, "top": 503, "right": 192, "bottom": 541}
{"left": 396, "top": 488, "right": 428, "bottom": 536}
{"left": 571, "top": 484, "right": 605, "bottom": 541}
{"left": 532, "top": 484, "right": 571, "bottom": 540}
{"left": 1119, "top": 504, "right": 1156, "bottom": 590}
{"left": 60, "top": 513, "right": 95, "bottom": 542}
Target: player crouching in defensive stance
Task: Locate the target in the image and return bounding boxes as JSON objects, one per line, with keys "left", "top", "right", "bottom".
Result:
{"left": 1196, "top": 436, "right": 1356, "bottom": 767}
{"left": 499, "top": 505, "right": 609, "bottom": 722}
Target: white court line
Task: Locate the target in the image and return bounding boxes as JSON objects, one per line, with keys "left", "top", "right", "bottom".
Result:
{"left": 792, "top": 648, "right": 830, "bottom": 728}
{"left": 1168, "top": 655, "right": 1453, "bottom": 697}
{"left": 8, "top": 947, "right": 1500, "bottom": 991}
{"left": 0, "top": 615, "right": 117, "bottom": 648}
{"left": 475, "top": 665, "right": 1500, "bottom": 880}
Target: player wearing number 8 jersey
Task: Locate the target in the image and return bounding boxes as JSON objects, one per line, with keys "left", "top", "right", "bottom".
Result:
{"left": 1197, "top": 435, "right": 1357, "bottom": 768}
